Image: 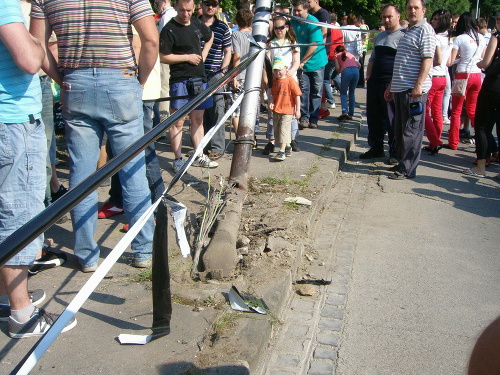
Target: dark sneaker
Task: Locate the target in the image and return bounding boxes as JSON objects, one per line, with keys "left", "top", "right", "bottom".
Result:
{"left": 387, "top": 157, "right": 399, "bottom": 165}
{"left": 0, "top": 289, "right": 46, "bottom": 322}
{"left": 172, "top": 157, "right": 185, "bottom": 173}
{"left": 9, "top": 308, "right": 77, "bottom": 339}
{"left": 285, "top": 145, "right": 292, "bottom": 157}
{"left": 28, "top": 249, "right": 67, "bottom": 276}
{"left": 98, "top": 202, "right": 124, "bottom": 219}
{"left": 308, "top": 122, "right": 318, "bottom": 129}
{"left": 360, "top": 149, "right": 385, "bottom": 159}
{"left": 207, "top": 151, "right": 222, "bottom": 159}
{"left": 51, "top": 185, "right": 68, "bottom": 203}
{"left": 274, "top": 151, "right": 286, "bottom": 161}
{"left": 262, "top": 142, "right": 275, "bottom": 155}
{"left": 290, "top": 139, "right": 301, "bottom": 152}
{"left": 299, "top": 119, "right": 308, "bottom": 130}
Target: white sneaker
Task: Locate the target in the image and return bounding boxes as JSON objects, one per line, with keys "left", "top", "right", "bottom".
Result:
{"left": 172, "top": 158, "right": 185, "bottom": 173}
{"left": 192, "top": 154, "right": 218, "bottom": 169}
{"left": 329, "top": 103, "right": 336, "bottom": 109}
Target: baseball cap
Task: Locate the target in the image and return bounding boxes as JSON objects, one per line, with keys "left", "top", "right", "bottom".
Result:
{"left": 272, "top": 56, "right": 287, "bottom": 70}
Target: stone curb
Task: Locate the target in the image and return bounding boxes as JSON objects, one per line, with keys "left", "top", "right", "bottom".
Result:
{"left": 238, "top": 114, "right": 363, "bottom": 373}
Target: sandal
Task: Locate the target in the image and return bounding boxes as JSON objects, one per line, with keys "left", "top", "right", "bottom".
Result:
{"left": 462, "top": 168, "right": 485, "bottom": 178}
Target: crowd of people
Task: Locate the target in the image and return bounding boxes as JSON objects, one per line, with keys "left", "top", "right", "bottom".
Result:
{"left": 0, "top": 0, "right": 499, "bottom": 340}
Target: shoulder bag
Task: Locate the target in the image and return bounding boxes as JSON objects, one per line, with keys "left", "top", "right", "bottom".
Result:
{"left": 451, "top": 40, "right": 479, "bottom": 96}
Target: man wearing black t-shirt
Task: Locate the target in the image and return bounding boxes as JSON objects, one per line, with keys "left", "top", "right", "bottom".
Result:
{"left": 160, "top": 0, "right": 217, "bottom": 172}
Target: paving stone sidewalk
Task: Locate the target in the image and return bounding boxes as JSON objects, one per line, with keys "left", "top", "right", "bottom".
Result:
{"left": 261, "top": 162, "right": 370, "bottom": 375}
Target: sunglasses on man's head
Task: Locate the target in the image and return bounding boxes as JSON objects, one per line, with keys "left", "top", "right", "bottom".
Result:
{"left": 274, "top": 25, "right": 286, "bottom": 30}
{"left": 203, "top": 1, "right": 219, "bottom": 7}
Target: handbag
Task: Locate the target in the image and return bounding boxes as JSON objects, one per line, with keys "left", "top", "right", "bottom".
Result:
{"left": 451, "top": 76, "right": 468, "bottom": 96}
{"left": 451, "top": 39, "right": 479, "bottom": 97}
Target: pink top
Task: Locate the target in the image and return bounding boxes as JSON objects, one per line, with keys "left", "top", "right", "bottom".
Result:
{"left": 334, "top": 51, "right": 359, "bottom": 72}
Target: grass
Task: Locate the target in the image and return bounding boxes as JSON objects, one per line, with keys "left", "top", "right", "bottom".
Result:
{"left": 259, "top": 160, "right": 319, "bottom": 189}
{"left": 129, "top": 268, "right": 152, "bottom": 282}
{"left": 212, "top": 311, "right": 241, "bottom": 334}
{"left": 284, "top": 200, "right": 300, "bottom": 210}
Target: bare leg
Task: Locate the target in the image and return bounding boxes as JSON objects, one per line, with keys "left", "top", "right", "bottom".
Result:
{"left": 232, "top": 117, "right": 239, "bottom": 135}
{"left": 50, "top": 164, "right": 62, "bottom": 192}
{"left": 190, "top": 109, "right": 205, "bottom": 157}
{"left": 97, "top": 144, "right": 108, "bottom": 169}
{"left": 169, "top": 108, "right": 184, "bottom": 159}
{"left": 0, "top": 266, "right": 30, "bottom": 310}
{"left": 470, "top": 159, "right": 487, "bottom": 176}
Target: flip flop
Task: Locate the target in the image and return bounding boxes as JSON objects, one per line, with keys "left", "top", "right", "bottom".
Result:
{"left": 462, "top": 168, "right": 485, "bottom": 178}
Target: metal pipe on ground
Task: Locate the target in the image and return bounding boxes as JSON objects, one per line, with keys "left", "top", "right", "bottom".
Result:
{"left": 202, "top": 0, "right": 271, "bottom": 278}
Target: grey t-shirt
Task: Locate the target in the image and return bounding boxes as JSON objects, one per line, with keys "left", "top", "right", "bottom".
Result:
{"left": 368, "top": 28, "right": 405, "bottom": 82}
{"left": 232, "top": 30, "right": 251, "bottom": 80}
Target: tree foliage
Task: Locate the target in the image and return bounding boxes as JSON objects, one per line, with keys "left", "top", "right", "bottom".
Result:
{"left": 212, "top": 0, "right": 497, "bottom": 31}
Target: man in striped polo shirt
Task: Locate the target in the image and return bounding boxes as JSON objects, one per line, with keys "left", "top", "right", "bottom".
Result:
{"left": 30, "top": 0, "right": 159, "bottom": 271}
{"left": 200, "top": 0, "right": 232, "bottom": 159}
{"left": 384, "top": 0, "right": 435, "bottom": 180}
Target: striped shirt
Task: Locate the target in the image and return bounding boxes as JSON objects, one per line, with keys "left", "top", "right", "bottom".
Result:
{"left": 201, "top": 18, "right": 231, "bottom": 74}
{"left": 31, "top": 0, "right": 154, "bottom": 69}
{"left": 0, "top": 0, "right": 42, "bottom": 123}
{"left": 391, "top": 18, "right": 436, "bottom": 93}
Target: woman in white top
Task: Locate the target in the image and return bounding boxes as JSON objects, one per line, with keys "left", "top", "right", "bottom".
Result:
{"left": 262, "top": 16, "right": 301, "bottom": 155}
{"left": 341, "top": 13, "right": 362, "bottom": 61}
{"left": 424, "top": 9, "right": 452, "bottom": 154}
{"left": 446, "top": 12, "right": 486, "bottom": 150}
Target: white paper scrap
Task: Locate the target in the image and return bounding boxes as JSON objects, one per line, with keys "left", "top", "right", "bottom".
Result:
{"left": 284, "top": 197, "right": 312, "bottom": 206}
{"left": 164, "top": 197, "right": 190, "bottom": 258}
{"left": 117, "top": 334, "right": 152, "bottom": 345}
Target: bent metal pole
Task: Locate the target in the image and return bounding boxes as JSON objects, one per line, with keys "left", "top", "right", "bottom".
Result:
{"left": 228, "top": 0, "right": 271, "bottom": 191}
{"left": 201, "top": 0, "right": 271, "bottom": 277}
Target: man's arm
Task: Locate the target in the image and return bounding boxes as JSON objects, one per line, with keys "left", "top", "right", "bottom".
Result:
{"left": 412, "top": 56, "right": 432, "bottom": 98}
{"left": 299, "top": 45, "right": 317, "bottom": 69}
{"left": 201, "top": 32, "right": 214, "bottom": 62}
{"left": 0, "top": 22, "right": 45, "bottom": 75}
{"left": 221, "top": 45, "right": 232, "bottom": 70}
{"left": 133, "top": 15, "right": 159, "bottom": 86}
{"left": 30, "top": 17, "right": 62, "bottom": 84}
{"left": 365, "top": 60, "right": 373, "bottom": 80}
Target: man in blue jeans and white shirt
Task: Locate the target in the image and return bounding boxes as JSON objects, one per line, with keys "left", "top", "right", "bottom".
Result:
{"left": 0, "top": 0, "right": 77, "bottom": 338}
{"left": 30, "top": 0, "right": 159, "bottom": 271}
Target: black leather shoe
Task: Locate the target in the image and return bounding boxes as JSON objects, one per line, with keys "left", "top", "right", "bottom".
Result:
{"left": 429, "top": 145, "right": 443, "bottom": 155}
{"left": 360, "top": 149, "right": 385, "bottom": 159}
{"left": 388, "top": 164, "right": 400, "bottom": 172}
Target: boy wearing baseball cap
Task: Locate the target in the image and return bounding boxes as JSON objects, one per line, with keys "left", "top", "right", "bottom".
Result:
{"left": 268, "top": 56, "right": 302, "bottom": 161}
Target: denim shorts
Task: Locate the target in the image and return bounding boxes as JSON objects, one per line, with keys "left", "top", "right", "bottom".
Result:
{"left": 0, "top": 120, "right": 46, "bottom": 265}
{"left": 170, "top": 80, "right": 213, "bottom": 111}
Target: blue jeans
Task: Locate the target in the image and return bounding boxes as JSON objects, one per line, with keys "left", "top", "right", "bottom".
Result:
{"left": 340, "top": 66, "right": 359, "bottom": 116}
{"left": 323, "top": 60, "right": 340, "bottom": 105}
{"left": 40, "top": 75, "right": 54, "bottom": 206}
{"left": 299, "top": 67, "right": 325, "bottom": 124}
{"left": 109, "top": 100, "right": 165, "bottom": 208}
{"left": 0, "top": 120, "right": 46, "bottom": 265}
{"left": 61, "top": 68, "right": 154, "bottom": 268}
